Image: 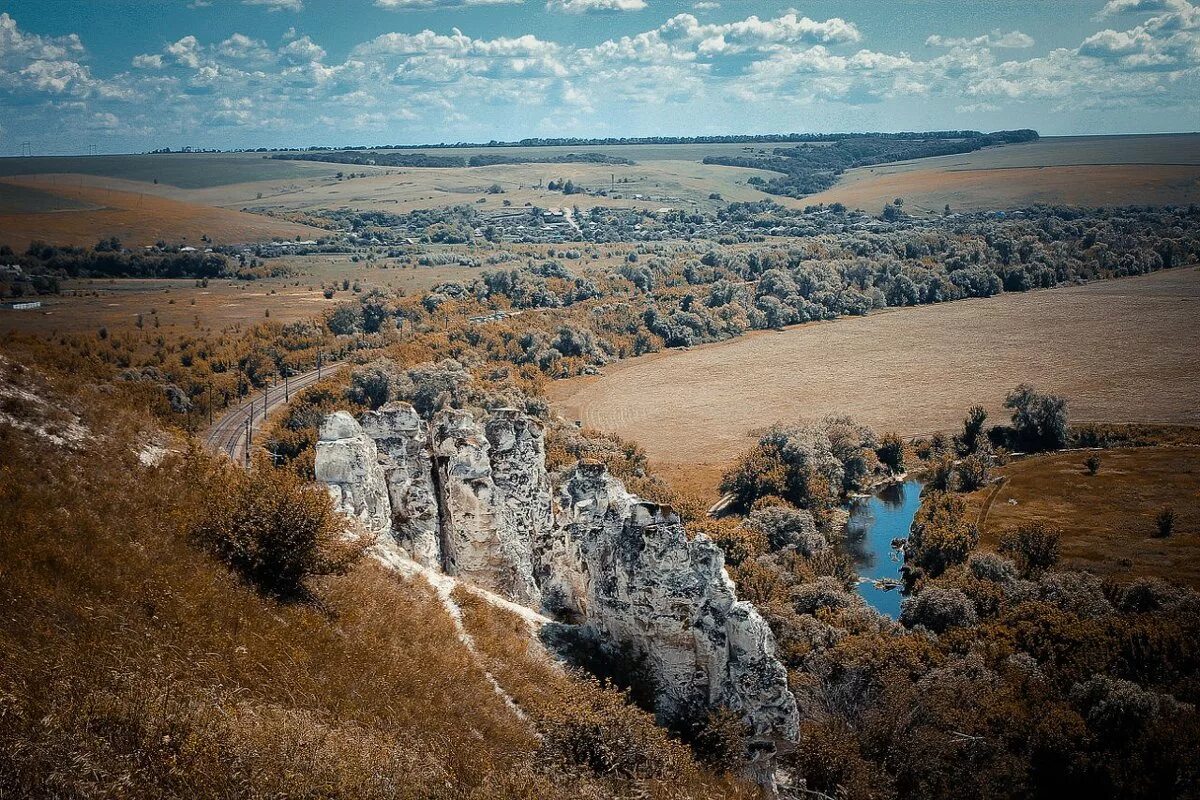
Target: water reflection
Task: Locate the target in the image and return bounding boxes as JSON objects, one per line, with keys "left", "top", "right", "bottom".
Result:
{"left": 841, "top": 479, "right": 925, "bottom": 619}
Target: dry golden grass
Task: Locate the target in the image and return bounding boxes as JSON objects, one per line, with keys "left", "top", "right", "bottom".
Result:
{"left": 0, "top": 351, "right": 753, "bottom": 798}
{"left": 549, "top": 267, "right": 1200, "bottom": 482}
{"left": 0, "top": 260, "right": 484, "bottom": 337}
{"left": 963, "top": 446, "right": 1200, "bottom": 588}
{"left": 0, "top": 416, "right": 596, "bottom": 797}
{"left": 0, "top": 175, "right": 324, "bottom": 249}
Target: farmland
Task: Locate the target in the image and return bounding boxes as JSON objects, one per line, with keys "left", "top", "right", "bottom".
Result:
{"left": 2, "top": 135, "right": 1199, "bottom": 250}
{"left": 548, "top": 266, "right": 1200, "bottom": 487}
{"left": 0, "top": 256, "right": 486, "bottom": 336}
{"left": 803, "top": 134, "right": 1200, "bottom": 213}
{"left": 0, "top": 176, "right": 325, "bottom": 250}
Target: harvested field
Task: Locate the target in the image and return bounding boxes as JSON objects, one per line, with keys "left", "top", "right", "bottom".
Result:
{"left": 805, "top": 134, "right": 1200, "bottom": 213}
{"left": 548, "top": 267, "right": 1200, "bottom": 483}
{"left": 964, "top": 446, "right": 1200, "bottom": 588}
{"left": 0, "top": 176, "right": 325, "bottom": 249}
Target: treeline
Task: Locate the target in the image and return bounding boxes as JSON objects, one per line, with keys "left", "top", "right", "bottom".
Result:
{"left": 272, "top": 151, "right": 465, "bottom": 168}
{"left": 461, "top": 206, "right": 1197, "bottom": 352}
{"left": 704, "top": 130, "right": 1039, "bottom": 198}
{"left": 466, "top": 153, "right": 634, "bottom": 167}
{"left": 345, "top": 130, "right": 1033, "bottom": 150}
{"left": 271, "top": 151, "right": 635, "bottom": 168}
{"left": 12, "top": 240, "right": 230, "bottom": 281}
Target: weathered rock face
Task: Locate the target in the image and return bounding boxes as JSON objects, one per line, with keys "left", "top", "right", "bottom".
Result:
{"left": 314, "top": 406, "right": 798, "bottom": 758}
{"left": 555, "top": 462, "right": 799, "bottom": 745}
{"left": 315, "top": 411, "right": 391, "bottom": 538}
{"left": 359, "top": 402, "right": 441, "bottom": 568}
{"left": 431, "top": 409, "right": 541, "bottom": 605}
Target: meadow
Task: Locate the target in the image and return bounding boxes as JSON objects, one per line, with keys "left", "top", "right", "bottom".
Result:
{"left": 962, "top": 445, "right": 1200, "bottom": 588}
{"left": 6, "top": 134, "right": 1199, "bottom": 251}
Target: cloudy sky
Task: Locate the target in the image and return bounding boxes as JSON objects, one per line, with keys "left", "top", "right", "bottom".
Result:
{"left": 2, "top": 0, "right": 1198, "bottom": 153}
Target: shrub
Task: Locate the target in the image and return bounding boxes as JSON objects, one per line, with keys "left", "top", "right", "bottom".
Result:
{"left": 744, "top": 505, "right": 823, "bottom": 554}
{"left": 955, "top": 454, "right": 991, "bottom": 491}
{"left": 998, "top": 522, "right": 1061, "bottom": 577}
{"left": 967, "top": 552, "right": 1018, "bottom": 583}
{"left": 1084, "top": 454, "right": 1102, "bottom": 475}
{"left": 1004, "top": 384, "right": 1069, "bottom": 451}
{"left": 957, "top": 405, "right": 988, "bottom": 455}
{"left": 1153, "top": 507, "right": 1176, "bottom": 538}
{"left": 925, "top": 453, "right": 956, "bottom": 492}
{"left": 190, "top": 458, "right": 366, "bottom": 598}
{"left": 900, "top": 587, "right": 979, "bottom": 633}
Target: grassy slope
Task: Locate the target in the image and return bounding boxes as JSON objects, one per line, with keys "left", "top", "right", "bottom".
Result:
{"left": 0, "top": 373, "right": 747, "bottom": 798}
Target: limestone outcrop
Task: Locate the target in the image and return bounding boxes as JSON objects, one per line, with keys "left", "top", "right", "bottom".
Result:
{"left": 554, "top": 462, "right": 799, "bottom": 745}
{"left": 360, "top": 403, "right": 441, "bottom": 567}
{"left": 314, "top": 405, "right": 798, "bottom": 759}
{"left": 315, "top": 411, "right": 391, "bottom": 538}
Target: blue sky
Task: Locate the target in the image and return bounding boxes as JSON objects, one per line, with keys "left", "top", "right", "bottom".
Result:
{"left": 2, "top": 0, "right": 1198, "bottom": 154}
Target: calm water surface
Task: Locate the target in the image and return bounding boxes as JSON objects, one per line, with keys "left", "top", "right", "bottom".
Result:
{"left": 843, "top": 479, "right": 924, "bottom": 619}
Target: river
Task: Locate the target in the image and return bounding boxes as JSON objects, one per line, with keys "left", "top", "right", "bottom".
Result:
{"left": 842, "top": 479, "right": 924, "bottom": 619}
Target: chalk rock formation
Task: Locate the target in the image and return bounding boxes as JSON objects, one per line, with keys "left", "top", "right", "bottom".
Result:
{"left": 314, "top": 406, "right": 797, "bottom": 758}
{"left": 431, "top": 409, "right": 541, "bottom": 605}
{"left": 555, "top": 461, "right": 799, "bottom": 744}
{"left": 360, "top": 402, "right": 442, "bottom": 567}
{"left": 315, "top": 411, "right": 391, "bottom": 538}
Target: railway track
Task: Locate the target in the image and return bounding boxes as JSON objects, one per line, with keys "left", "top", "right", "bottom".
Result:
{"left": 202, "top": 361, "right": 342, "bottom": 465}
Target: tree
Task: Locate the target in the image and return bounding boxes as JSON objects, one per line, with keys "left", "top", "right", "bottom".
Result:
{"left": 1084, "top": 454, "right": 1102, "bottom": 475}
{"left": 998, "top": 521, "right": 1061, "bottom": 577}
{"left": 877, "top": 432, "right": 905, "bottom": 474}
{"left": 1004, "top": 384, "right": 1069, "bottom": 451}
{"left": 906, "top": 491, "right": 979, "bottom": 578}
{"left": 326, "top": 304, "right": 364, "bottom": 335}
{"left": 1154, "top": 507, "right": 1176, "bottom": 538}
{"left": 956, "top": 454, "right": 991, "bottom": 491}
{"left": 958, "top": 405, "right": 988, "bottom": 455}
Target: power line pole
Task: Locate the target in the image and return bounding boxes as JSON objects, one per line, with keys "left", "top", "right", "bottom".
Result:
{"left": 19, "top": 141, "right": 32, "bottom": 157}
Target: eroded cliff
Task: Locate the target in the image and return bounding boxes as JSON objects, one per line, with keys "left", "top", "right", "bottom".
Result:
{"left": 315, "top": 403, "right": 799, "bottom": 764}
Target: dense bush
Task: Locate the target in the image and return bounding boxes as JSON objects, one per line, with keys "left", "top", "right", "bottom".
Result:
{"left": 189, "top": 456, "right": 365, "bottom": 598}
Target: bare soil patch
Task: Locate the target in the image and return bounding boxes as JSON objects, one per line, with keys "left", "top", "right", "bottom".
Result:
{"left": 548, "top": 267, "right": 1200, "bottom": 478}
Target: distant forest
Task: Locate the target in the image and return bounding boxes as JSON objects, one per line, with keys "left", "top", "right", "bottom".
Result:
{"left": 703, "top": 129, "right": 1040, "bottom": 198}
{"left": 264, "top": 129, "right": 1029, "bottom": 151}
{"left": 270, "top": 151, "right": 635, "bottom": 168}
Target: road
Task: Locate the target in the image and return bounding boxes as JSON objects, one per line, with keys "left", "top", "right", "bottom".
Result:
{"left": 203, "top": 361, "right": 342, "bottom": 464}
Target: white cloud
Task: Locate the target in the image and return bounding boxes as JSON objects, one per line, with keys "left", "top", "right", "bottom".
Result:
{"left": 132, "top": 53, "right": 165, "bottom": 69}
{"left": 374, "top": 0, "right": 523, "bottom": 9}
{"left": 926, "top": 30, "right": 1035, "bottom": 49}
{"left": 1098, "top": 0, "right": 1189, "bottom": 18}
{"left": 692, "top": 1, "right": 719, "bottom": 9}
{"left": 166, "top": 35, "right": 203, "bottom": 68}
{"left": 955, "top": 101, "right": 1000, "bottom": 113}
{"left": 546, "top": 0, "right": 647, "bottom": 13}
{"left": 280, "top": 34, "right": 326, "bottom": 64}
{"left": 243, "top": 0, "right": 304, "bottom": 11}
{"left": 218, "top": 33, "right": 273, "bottom": 61}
